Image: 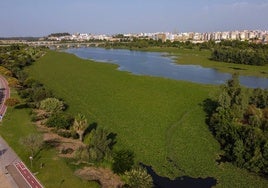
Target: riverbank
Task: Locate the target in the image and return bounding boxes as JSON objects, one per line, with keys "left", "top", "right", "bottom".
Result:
{"left": 103, "top": 46, "right": 268, "bottom": 78}
{"left": 26, "top": 50, "right": 268, "bottom": 187}
{"left": 64, "top": 47, "right": 268, "bottom": 88}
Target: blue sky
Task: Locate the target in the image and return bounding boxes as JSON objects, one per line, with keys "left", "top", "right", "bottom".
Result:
{"left": 0, "top": 0, "right": 268, "bottom": 37}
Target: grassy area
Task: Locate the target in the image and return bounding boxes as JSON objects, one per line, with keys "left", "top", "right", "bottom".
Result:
{"left": 26, "top": 50, "right": 268, "bottom": 187}
{"left": 145, "top": 47, "right": 268, "bottom": 77}
{"left": 0, "top": 92, "right": 99, "bottom": 187}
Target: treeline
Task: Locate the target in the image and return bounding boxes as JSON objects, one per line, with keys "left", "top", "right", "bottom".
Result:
{"left": 0, "top": 44, "right": 45, "bottom": 80}
{"left": 102, "top": 38, "right": 197, "bottom": 49}
{"left": 0, "top": 37, "right": 40, "bottom": 41}
{"left": 206, "top": 74, "right": 268, "bottom": 175}
{"left": 48, "top": 32, "right": 71, "bottom": 37}
{"left": 103, "top": 38, "right": 268, "bottom": 66}
{"left": 211, "top": 40, "right": 268, "bottom": 66}
{"left": 0, "top": 45, "right": 54, "bottom": 108}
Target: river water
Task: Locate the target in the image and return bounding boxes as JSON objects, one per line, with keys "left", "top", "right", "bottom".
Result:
{"left": 65, "top": 47, "right": 268, "bottom": 89}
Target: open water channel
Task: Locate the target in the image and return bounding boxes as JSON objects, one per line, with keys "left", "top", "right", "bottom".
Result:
{"left": 65, "top": 47, "right": 268, "bottom": 89}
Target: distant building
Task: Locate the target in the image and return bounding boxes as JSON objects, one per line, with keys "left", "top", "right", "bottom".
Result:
{"left": 156, "top": 33, "right": 167, "bottom": 42}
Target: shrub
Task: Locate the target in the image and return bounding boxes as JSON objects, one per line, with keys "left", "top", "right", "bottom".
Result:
{"left": 112, "top": 149, "right": 134, "bottom": 174}
{"left": 71, "top": 131, "right": 79, "bottom": 139}
{"left": 32, "top": 87, "right": 53, "bottom": 103}
{"left": 57, "top": 130, "right": 72, "bottom": 138}
{"left": 46, "top": 113, "right": 73, "bottom": 129}
{"left": 123, "top": 167, "right": 153, "bottom": 188}
{"left": 5, "top": 98, "right": 20, "bottom": 107}
{"left": 30, "top": 113, "right": 39, "bottom": 122}
{"left": 75, "top": 146, "right": 90, "bottom": 162}
{"left": 40, "top": 97, "right": 65, "bottom": 113}
{"left": 7, "top": 77, "right": 20, "bottom": 87}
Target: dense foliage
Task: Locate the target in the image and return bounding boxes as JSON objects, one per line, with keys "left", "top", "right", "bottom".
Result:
{"left": 101, "top": 38, "right": 196, "bottom": 49}
{"left": 46, "top": 112, "right": 73, "bottom": 129}
{"left": 208, "top": 74, "right": 268, "bottom": 175}
{"left": 112, "top": 149, "right": 135, "bottom": 174}
{"left": 102, "top": 38, "right": 268, "bottom": 66}
{"left": 0, "top": 45, "right": 40, "bottom": 74}
{"left": 0, "top": 45, "right": 53, "bottom": 108}
{"left": 211, "top": 40, "right": 268, "bottom": 66}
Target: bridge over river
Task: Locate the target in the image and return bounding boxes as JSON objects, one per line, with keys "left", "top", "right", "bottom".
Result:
{"left": 0, "top": 40, "right": 105, "bottom": 48}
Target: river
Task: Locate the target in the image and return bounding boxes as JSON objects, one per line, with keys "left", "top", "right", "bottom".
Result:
{"left": 65, "top": 47, "right": 268, "bottom": 89}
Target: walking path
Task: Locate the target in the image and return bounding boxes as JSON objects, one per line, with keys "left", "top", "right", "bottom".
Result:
{"left": 0, "top": 75, "right": 10, "bottom": 119}
{"left": 0, "top": 75, "right": 43, "bottom": 188}
{"left": 0, "top": 136, "right": 20, "bottom": 188}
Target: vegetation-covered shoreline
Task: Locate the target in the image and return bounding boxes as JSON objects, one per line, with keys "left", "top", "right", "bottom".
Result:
{"left": 27, "top": 50, "right": 268, "bottom": 187}
{"left": 99, "top": 39, "right": 268, "bottom": 78}
{"left": 1, "top": 44, "right": 268, "bottom": 187}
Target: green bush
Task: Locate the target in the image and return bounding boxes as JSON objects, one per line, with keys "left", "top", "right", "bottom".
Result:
{"left": 40, "top": 97, "right": 65, "bottom": 113}
{"left": 46, "top": 113, "right": 73, "bottom": 129}
{"left": 57, "top": 130, "right": 72, "bottom": 138}
{"left": 112, "top": 149, "right": 134, "bottom": 174}
{"left": 71, "top": 130, "right": 79, "bottom": 139}
{"left": 122, "top": 167, "right": 153, "bottom": 188}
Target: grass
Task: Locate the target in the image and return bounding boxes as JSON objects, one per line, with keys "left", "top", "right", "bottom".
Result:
{"left": 144, "top": 47, "right": 268, "bottom": 77}
{"left": 26, "top": 50, "right": 268, "bottom": 187}
{"left": 0, "top": 92, "right": 99, "bottom": 187}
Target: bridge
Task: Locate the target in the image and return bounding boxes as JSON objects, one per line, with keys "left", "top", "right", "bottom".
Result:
{"left": 0, "top": 40, "right": 105, "bottom": 48}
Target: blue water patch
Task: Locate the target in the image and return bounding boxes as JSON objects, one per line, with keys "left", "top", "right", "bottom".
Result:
{"left": 65, "top": 47, "right": 268, "bottom": 89}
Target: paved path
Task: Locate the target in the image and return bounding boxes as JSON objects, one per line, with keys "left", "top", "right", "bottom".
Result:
{"left": 0, "top": 75, "right": 18, "bottom": 187}
{"left": 0, "top": 75, "right": 43, "bottom": 188}
{"left": 0, "top": 75, "right": 10, "bottom": 118}
{"left": 13, "top": 161, "right": 43, "bottom": 188}
{"left": 0, "top": 136, "right": 20, "bottom": 188}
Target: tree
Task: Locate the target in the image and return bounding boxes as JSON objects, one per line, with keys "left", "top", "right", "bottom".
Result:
{"left": 123, "top": 167, "right": 153, "bottom": 188}
{"left": 233, "top": 139, "right": 245, "bottom": 167}
{"left": 207, "top": 75, "right": 268, "bottom": 175}
{"left": 20, "top": 134, "right": 43, "bottom": 157}
{"left": 73, "top": 114, "right": 88, "bottom": 141}
{"left": 262, "top": 142, "right": 268, "bottom": 174}
{"left": 40, "top": 97, "right": 64, "bottom": 113}
{"left": 86, "top": 128, "right": 112, "bottom": 162}
{"left": 220, "top": 74, "right": 248, "bottom": 119}
{"left": 112, "top": 149, "right": 134, "bottom": 174}
{"left": 250, "top": 88, "right": 268, "bottom": 108}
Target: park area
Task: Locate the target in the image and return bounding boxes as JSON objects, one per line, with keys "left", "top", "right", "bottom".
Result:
{"left": 14, "top": 50, "right": 267, "bottom": 187}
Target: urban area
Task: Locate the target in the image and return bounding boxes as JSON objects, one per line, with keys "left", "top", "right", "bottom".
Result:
{"left": 46, "top": 30, "right": 268, "bottom": 43}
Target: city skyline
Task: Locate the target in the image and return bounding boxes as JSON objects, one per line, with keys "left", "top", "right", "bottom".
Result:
{"left": 1, "top": 0, "right": 268, "bottom": 37}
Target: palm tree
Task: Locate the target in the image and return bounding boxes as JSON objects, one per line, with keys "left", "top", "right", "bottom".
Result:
{"left": 73, "top": 113, "right": 88, "bottom": 141}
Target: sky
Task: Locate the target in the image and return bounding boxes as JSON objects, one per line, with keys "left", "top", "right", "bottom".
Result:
{"left": 0, "top": 0, "right": 268, "bottom": 37}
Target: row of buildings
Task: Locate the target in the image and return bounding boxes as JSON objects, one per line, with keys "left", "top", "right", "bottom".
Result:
{"left": 47, "top": 30, "right": 268, "bottom": 43}
{"left": 148, "top": 30, "right": 268, "bottom": 43}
